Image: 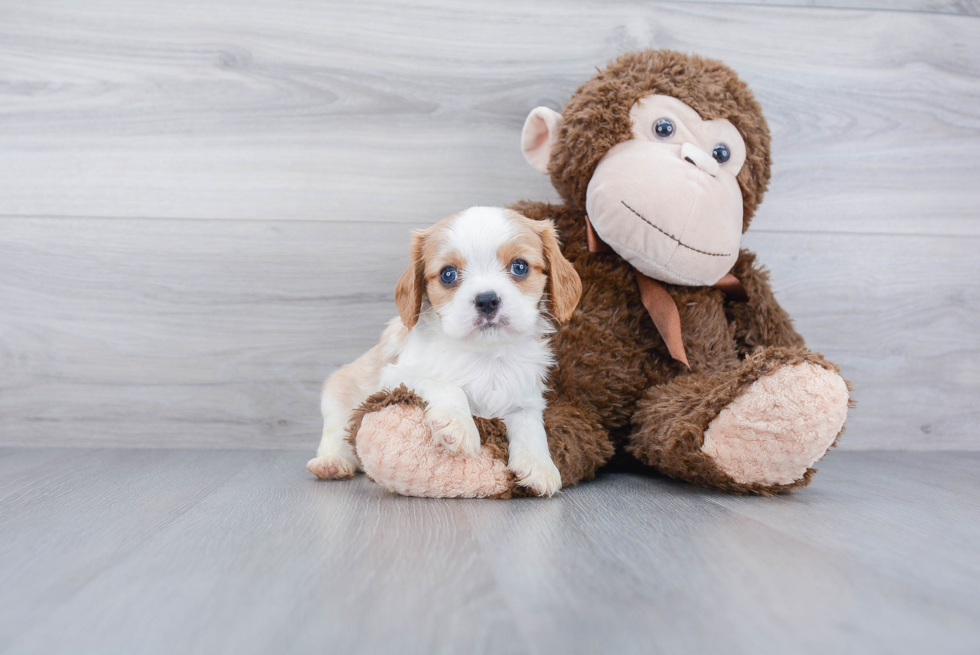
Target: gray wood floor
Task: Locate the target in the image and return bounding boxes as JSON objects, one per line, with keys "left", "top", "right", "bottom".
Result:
{"left": 1, "top": 448, "right": 978, "bottom": 655}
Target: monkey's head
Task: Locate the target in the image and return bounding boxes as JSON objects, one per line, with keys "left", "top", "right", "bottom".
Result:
{"left": 521, "top": 50, "right": 771, "bottom": 286}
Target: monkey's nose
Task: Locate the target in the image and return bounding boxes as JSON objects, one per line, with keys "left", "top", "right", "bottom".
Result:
{"left": 681, "top": 143, "right": 720, "bottom": 176}
{"left": 474, "top": 292, "right": 500, "bottom": 316}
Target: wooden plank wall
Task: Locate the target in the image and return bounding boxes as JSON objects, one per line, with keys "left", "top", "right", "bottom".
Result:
{"left": 1, "top": 0, "right": 978, "bottom": 450}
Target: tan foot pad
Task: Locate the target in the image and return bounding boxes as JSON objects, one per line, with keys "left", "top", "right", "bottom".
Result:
{"left": 701, "top": 363, "right": 849, "bottom": 486}
{"left": 356, "top": 404, "right": 513, "bottom": 498}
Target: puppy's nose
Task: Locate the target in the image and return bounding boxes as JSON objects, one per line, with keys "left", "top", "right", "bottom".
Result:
{"left": 474, "top": 292, "right": 500, "bottom": 316}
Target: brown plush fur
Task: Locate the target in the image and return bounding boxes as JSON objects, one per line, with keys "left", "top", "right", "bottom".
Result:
{"left": 352, "top": 50, "right": 850, "bottom": 496}
{"left": 549, "top": 50, "right": 772, "bottom": 232}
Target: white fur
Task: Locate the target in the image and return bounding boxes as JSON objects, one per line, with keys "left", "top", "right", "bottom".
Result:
{"left": 308, "top": 207, "right": 563, "bottom": 496}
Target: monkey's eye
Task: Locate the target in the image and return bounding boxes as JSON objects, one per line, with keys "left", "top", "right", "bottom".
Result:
{"left": 510, "top": 259, "right": 529, "bottom": 277}
{"left": 712, "top": 143, "right": 731, "bottom": 163}
{"left": 440, "top": 266, "right": 458, "bottom": 285}
{"left": 653, "top": 118, "right": 675, "bottom": 139}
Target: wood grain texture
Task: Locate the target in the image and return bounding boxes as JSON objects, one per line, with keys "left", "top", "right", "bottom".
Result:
{"left": 2, "top": 217, "right": 977, "bottom": 451}
{"left": 670, "top": 0, "right": 980, "bottom": 15}
{"left": 0, "top": 217, "right": 409, "bottom": 449}
{"left": 0, "top": 448, "right": 525, "bottom": 655}
{"left": 463, "top": 452, "right": 980, "bottom": 654}
{"left": 0, "top": 448, "right": 261, "bottom": 647}
{"left": 1, "top": 1, "right": 979, "bottom": 236}
{"left": 708, "top": 450, "right": 980, "bottom": 609}
{"left": 1, "top": 448, "right": 978, "bottom": 654}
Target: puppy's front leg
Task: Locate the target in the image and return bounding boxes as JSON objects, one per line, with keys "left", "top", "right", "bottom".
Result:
{"left": 504, "top": 404, "right": 561, "bottom": 496}
{"left": 308, "top": 390, "right": 360, "bottom": 480}
{"left": 406, "top": 378, "right": 481, "bottom": 457}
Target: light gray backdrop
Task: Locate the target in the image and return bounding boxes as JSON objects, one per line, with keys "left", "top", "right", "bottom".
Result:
{"left": 2, "top": 0, "right": 978, "bottom": 451}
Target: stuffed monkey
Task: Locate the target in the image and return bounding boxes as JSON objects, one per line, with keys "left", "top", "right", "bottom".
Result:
{"left": 347, "top": 50, "right": 852, "bottom": 497}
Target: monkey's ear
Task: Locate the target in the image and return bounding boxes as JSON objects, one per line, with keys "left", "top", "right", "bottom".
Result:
{"left": 395, "top": 231, "right": 426, "bottom": 328}
{"left": 536, "top": 220, "right": 582, "bottom": 322}
{"left": 521, "top": 107, "right": 563, "bottom": 175}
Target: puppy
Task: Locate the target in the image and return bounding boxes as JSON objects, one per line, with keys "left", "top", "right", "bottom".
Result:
{"left": 307, "top": 206, "right": 582, "bottom": 496}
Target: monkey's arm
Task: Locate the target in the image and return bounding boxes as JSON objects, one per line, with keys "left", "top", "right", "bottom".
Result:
{"left": 727, "top": 249, "right": 805, "bottom": 354}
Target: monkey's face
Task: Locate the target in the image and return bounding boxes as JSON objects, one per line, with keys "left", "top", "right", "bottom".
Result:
{"left": 585, "top": 95, "right": 747, "bottom": 286}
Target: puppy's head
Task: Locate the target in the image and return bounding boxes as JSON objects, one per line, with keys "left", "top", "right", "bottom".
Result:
{"left": 395, "top": 207, "right": 581, "bottom": 343}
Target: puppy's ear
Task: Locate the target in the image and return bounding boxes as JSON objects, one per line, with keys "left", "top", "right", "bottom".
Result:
{"left": 395, "top": 230, "right": 426, "bottom": 328}
{"left": 536, "top": 220, "right": 582, "bottom": 322}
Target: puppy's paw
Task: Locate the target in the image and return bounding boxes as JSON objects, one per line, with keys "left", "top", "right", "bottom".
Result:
{"left": 425, "top": 408, "right": 481, "bottom": 457}
{"left": 307, "top": 454, "right": 357, "bottom": 480}
{"left": 509, "top": 451, "right": 562, "bottom": 497}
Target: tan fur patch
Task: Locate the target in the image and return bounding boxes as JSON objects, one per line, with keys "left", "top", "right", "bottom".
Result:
{"left": 422, "top": 248, "right": 464, "bottom": 311}
{"left": 529, "top": 218, "right": 582, "bottom": 322}
{"left": 324, "top": 319, "right": 408, "bottom": 413}
{"left": 395, "top": 230, "right": 426, "bottom": 328}
{"left": 497, "top": 228, "right": 547, "bottom": 298}
{"left": 396, "top": 212, "right": 465, "bottom": 327}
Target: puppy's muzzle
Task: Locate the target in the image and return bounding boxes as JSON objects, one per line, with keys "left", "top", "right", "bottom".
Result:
{"left": 474, "top": 292, "right": 500, "bottom": 317}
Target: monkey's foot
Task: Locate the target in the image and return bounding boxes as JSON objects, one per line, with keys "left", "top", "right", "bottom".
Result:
{"left": 701, "top": 362, "right": 850, "bottom": 487}
{"left": 353, "top": 395, "right": 514, "bottom": 498}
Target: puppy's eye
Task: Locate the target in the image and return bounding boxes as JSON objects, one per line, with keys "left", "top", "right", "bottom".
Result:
{"left": 510, "top": 259, "right": 529, "bottom": 277}
{"left": 654, "top": 118, "right": 675, "bottom": 140}
{"left": 712, "top": 143, "right": 731, "bottom": 163}
{"left": 439, "top": 266, "right": 458, "bottom": 285}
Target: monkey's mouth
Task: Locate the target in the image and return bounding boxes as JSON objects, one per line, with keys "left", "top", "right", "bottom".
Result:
{"left": 621, "top": 201, "right": 731, "bottom": 258}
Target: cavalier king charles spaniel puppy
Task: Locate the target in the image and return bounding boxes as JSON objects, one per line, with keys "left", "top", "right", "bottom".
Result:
{"left": 307, "top": 206, "right": 582, "bottom": 496}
